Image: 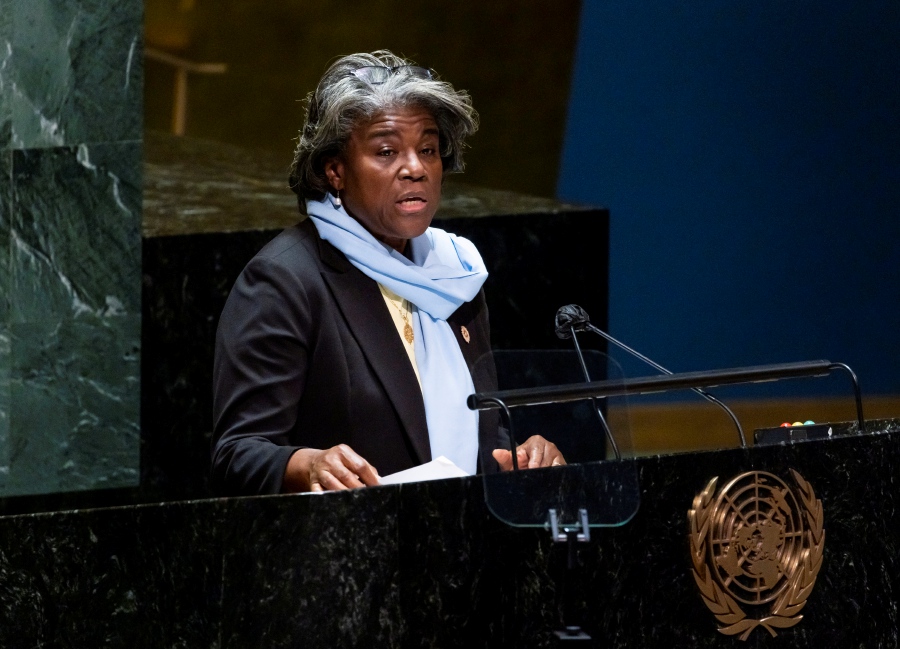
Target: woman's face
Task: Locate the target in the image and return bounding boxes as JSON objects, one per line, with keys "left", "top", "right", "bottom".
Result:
{"left": 326, "top": 105, "right": 443, "bottom": 252}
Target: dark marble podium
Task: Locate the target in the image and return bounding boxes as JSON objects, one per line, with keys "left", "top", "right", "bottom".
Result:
{"left": 1, "top": 422, "right": 898, "bottom": 648}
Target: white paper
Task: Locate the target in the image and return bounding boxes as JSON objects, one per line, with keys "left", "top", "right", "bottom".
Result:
{"left": 379, "top": 456, "right": 469, "bottom": 486}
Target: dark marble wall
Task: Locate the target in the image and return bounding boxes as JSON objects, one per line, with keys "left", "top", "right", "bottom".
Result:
{"left": 141, "top": 230, "right": 276, "bottom": 501}
{"left": 0, "top": 0, "right": 143, "bottom": 497}
{"left": 1, "top": 425, "right": 897, "bottom": 648}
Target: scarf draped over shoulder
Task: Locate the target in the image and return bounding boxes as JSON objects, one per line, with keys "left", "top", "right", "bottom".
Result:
{"left": 307, "top": 195, "right": 488, "bottom": 474}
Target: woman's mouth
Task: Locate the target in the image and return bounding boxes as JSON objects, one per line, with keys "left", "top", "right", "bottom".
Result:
{"left": 397, "top": 197, "right": 427, "bottom": 212}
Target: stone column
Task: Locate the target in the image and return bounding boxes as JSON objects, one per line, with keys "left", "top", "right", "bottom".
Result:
{"left": 0, "top": 0, "right": 142, "bottom": 496}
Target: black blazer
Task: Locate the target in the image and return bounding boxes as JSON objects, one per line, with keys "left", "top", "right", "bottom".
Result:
{"left": 212, "top": 218, "right": 502, "bottom": 496}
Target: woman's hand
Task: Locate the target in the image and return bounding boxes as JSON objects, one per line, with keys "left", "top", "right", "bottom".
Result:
{"left": 492, "top": 435, "right": 566, "bottom": 471}
{"left": 283, "top": 444, "right": 381, "bottom": 492}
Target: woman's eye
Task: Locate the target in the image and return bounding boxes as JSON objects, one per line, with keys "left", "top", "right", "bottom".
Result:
{"left": 421, "top": 147, "right": 436, "bottom": 156}
{"left": 377, "top": 149, "right": 395, "bottom": 156}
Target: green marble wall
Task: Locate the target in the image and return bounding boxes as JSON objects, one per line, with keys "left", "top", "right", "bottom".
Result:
{"left": 0, "top": 0, "right": 142, "bottom": 496}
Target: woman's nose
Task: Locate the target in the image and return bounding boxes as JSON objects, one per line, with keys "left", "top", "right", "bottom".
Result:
{"left": 399, "top": 151, "right": 426, "bottom": 180}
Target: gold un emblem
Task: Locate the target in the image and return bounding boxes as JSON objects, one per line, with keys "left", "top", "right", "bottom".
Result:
{"left": 688, "top": 470, "right": 825, "bottom": 641}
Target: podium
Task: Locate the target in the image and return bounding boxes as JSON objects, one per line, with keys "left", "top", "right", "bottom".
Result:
{"left": 0, "top": 418, "right": 898, "bottom": 647}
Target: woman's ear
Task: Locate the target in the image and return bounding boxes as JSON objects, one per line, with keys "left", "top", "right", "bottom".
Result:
{"left": 323, "top": 157, "right": 345, "bottom": 192}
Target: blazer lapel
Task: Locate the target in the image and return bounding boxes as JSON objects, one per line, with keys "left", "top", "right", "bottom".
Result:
{"left": 446, "top": 294, "right": 491, "bottom": 384}
{"left": 317, "top": 235, "right": 432, "bottom": 465}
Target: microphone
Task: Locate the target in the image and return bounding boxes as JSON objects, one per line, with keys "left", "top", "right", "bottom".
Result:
{"left": 555, "top": 304, "right": 592, "bottom": 338}
{"left": 555, "top": 305, "right": 747, "bottom": 447}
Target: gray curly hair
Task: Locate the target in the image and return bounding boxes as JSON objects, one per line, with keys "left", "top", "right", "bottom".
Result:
{"left": 289, "top": 50, "right": 479, "bottom": 212}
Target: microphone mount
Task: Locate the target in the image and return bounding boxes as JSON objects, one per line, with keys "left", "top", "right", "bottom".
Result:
{"left": 468, "top": 359, "right": 865, "bottom": 438}
{"left": 555, "top": 305, "right": 748, "bottom": 447}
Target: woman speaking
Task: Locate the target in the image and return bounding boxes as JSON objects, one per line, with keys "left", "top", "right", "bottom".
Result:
{"left": 212, "top": 50, "right": 563, "bottom": 495}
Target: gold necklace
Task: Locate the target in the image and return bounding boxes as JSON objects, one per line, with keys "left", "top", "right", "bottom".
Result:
{"left": 389, "top": 296, "right": 415, "bottom": 344}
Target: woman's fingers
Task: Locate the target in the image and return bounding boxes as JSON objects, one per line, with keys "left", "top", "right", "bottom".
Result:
{"left": 319, "top": 466, "right": 364, "bottom": 490}
{"left": 492, "top": 448, "right": 514, "bottom": 471}
{"left": 527, "top": 435, "right": 565, "bottom": 468}
{"left": 297, "top": 444, "right": 381, "bottom": 492}
{"left": 494, "top": 436, "right": 567, "bottom": 471}
{"left": 285, "top": 443, "right": 413, "bottom": 492}
{"left": 525, "top": 442, "right": 544, "bottom": 468}
{"left": 337, "top": 445, "right": 380, "bottom": 486}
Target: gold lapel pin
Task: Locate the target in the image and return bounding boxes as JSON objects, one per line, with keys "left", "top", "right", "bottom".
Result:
{"left": 460, "top": 326, "right": 471, "bottom": 343}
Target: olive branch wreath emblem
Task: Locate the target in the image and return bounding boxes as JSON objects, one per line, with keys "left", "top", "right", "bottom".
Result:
{"left": 688, "top": 469, "right": 825, "bottom": 641}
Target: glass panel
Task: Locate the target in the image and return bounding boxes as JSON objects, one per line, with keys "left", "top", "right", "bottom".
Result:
{"left": 474, "top": 350, "right": 639, "bottom": 529}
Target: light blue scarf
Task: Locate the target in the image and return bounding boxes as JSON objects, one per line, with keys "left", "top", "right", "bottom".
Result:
{"left": 307, "top": 195, "right": 488, "bottom": 474}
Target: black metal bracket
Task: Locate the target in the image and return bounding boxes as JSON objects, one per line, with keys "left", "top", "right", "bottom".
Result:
{"left": 549, "top": 508, "right": 593, "bottom": 645}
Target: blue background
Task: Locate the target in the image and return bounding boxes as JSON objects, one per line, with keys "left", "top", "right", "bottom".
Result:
{"left": 558, "top": 0, "right": 900, "bottom": 395}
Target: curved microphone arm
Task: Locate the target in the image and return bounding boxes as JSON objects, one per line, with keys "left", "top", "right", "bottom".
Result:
{"left": 584, "top": 323, "right": 747, "bottom": 447}
{"left": 569, "top": 327, "right": 622, "bottom": 460}
{"left": 479, "top": 396, "right": 518, "bottom": 471}
{"left": 828, "top": 362, "right": 866, "bottom": 433}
